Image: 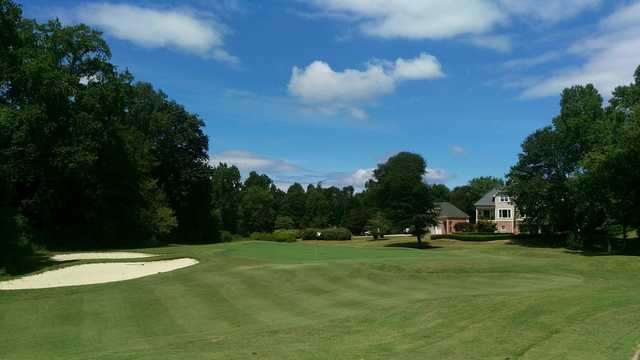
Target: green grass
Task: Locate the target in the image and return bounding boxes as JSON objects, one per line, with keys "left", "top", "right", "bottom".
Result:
{"left": 1, "top": 239, "right": 640, "bottom": 359}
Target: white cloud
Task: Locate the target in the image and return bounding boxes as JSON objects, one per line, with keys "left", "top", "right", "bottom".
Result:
{"left": 424, "top": 168, "right": 454, "bottom": 184}
{"left": 305, "top": 1, "right": 598, "bottom": 51}
{"left": 469, "top": 35, "right": 511, "bottom": 53}
{"left": 288, "top": 60, "right": 395, "bottom": 104}
{"left": 288, "top": 53, "right": 443, "bottom": 118}
{"left": 210, "top": 150, "right": 300, "bottom": 173}
{"left": 75, "top": 3, "right": 237, "bottom": 64}
{"left": 520, "top": 2, "right": 640, "bottom": 98}
{"left": 309, "top": 0, "right": 505, "bottom": 40}
{"left": 498, "top": 0, "right": 601, "bottom": 23}
{"left": 392, "top": 53, "right": 445, "bottom": 80}
{"left": 451, "top": 145, "right": 466, "bottom": 156}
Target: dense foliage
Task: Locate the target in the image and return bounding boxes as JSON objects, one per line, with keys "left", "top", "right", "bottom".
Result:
{"left": 0, "top": 1, "right": 217, "bottom": 264}
{"left": 507, "top": 67, "right": 640, "bottom": 251}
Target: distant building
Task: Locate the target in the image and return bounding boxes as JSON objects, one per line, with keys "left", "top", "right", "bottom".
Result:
{"left": 428, "top": 202, "right": 470, "bottom": 235}
{"left": 474, "top": 188, "right": 523, "bottom": 234}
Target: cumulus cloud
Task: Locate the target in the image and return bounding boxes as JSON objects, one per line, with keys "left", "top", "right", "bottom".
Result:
{"left": 210, "top": 150, "right": 301, "bottom": 173}
{"left": 288, "top": 53, "right": 443, "bottom": 118}
{"left": 75, "top": 3, "right": 237, "bottom": 64}
{"left": 309, "top": 0, "right": 505, "bottom": 40}
{"left": 305, "top": 1, "right": 598, "bottom": 51}
{"left": 520, "top": 2, "right": 640, "bottom": 98}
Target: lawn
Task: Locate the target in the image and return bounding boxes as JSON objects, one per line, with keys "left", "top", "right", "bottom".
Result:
{"left": 1, "top": 238, "right": 640, "bottom": 359}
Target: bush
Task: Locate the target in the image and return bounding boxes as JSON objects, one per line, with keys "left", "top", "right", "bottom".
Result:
{"left": 434, "top": 233, "right": 514, "bottom": 241}
{"left": 300, "top": 228, "right": 352, "bottom": 241}
{"left": 454, "top": 222, "right": 474, "bottom": 233}
{"left": 249, "top": 230, "right": 298, "bottom": 243}
{"left": 220, "top": 231, "right": 235, "bottom": 243}
{"left": 476, "top": 221, "right": 497, "bottom": 233}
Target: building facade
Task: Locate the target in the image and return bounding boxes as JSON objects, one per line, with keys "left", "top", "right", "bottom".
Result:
{"left": 474, "top": 189, "right": 523, "bottom": 234}
{"left": 428, "top": 202, "right": 470, "bottom": 235}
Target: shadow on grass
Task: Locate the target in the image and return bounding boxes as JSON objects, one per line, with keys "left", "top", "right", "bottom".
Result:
{"left": 562, "top": 249, "right": 640, "bottom": 257}
{"left": 384, "top": 241, "right": 441, "bottom": 250}
{"left": 508, "top": 236, "right": 640, "bottom": 256}
{"left": 506, "top": 238, "right": 566, "bottom": 249}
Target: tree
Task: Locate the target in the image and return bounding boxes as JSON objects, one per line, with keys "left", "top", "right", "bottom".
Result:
{"left": 345, "top": 193, "right": 369, "bottom": 235}
{"left": 365, "top": 212, "right": 391, "bottom": 240}
{"left": 239, "top": 186, "right": 276, "bottom": 234}
{"left": 128, "top": 82, "right": 217, "bottom": 244}
{"left": 211, "top": 163, "right": 242, "bottom": 233}
{"left": 0, "top": 1, "right": 219, "bottom": 254}
{"left": 430, "top": 184, "right": 450, "bottom": 202}
{"left": 274, "top": 215, "right": 295, "bottom": 230}
{"left": 304, "top": 185, "right": 330, "bottom": 228}
{"left": 578, "top": 67, "right": 640, "bottom": 251}
{"left": 282, "top": 183, "right": 306, "bottom": 227}
{"left": 507, "top": 85, "right": 607, "bottom": 242}
{"left": 244, "top": 171, "right": 273, "bottom": 190}
{"left": 367, "top": 152, "right": 437, "bottom": 245}
{"left": 468, "top": 177, "right": 504, "bottom": 195}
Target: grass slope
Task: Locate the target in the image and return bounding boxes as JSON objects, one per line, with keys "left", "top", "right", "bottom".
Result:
{"left": 1, "top": 239, "right": 639, "bottom": 359}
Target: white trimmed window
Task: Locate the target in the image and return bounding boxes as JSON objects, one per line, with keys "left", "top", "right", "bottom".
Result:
{"left": 500, "top": 196, "right": 509, "bottom": 202}
{"left": 498, "top": 209, "right": 512, "bottom": 219}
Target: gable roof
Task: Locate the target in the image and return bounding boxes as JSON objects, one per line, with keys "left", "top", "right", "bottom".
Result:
{"left": 435, "top": 202, "right": 469, "bottom": 219}
{"left": 474, "top": 188, "right": 502, "bottom": 207}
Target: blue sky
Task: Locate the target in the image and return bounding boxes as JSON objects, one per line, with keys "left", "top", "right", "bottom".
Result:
{"left": 21, "top": 0, "right": 640, "bottom": 189}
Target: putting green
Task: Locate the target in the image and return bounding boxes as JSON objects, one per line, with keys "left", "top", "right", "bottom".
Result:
{"left": 1, "top": 239, "right": 639, "bottom": 359}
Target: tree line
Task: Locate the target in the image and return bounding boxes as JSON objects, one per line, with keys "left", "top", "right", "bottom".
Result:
{"left": 211, "top": 151, "right": 438, "bottom": 243}
{"left": 507, "top": 67, "right": 640, "bottom": 252}
{"left": 1, "top": 1, "right": 217, "bottom": 266}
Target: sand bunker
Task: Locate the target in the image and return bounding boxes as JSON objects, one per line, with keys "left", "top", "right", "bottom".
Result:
{"left": 51, "top": 252, "right": 154, "bottom": 261}
{"left": 0, "top": 258, "right": 198, "bottom": 290}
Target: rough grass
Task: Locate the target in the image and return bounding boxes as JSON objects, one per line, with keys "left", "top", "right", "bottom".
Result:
{"left": 1, "top": 239, "right": 640, "bottom": 359}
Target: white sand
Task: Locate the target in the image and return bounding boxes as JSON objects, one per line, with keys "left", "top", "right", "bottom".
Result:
{"left": 51, "top": 252, "right": 154, "bottom": 261}
{"left": 0, "top": 258, "right": 198, "bottom": 290}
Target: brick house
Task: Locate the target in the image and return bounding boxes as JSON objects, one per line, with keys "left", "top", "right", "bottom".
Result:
{"left": 474, "top": 188, "right": 523, "bottom": 234}
{"left": 428, "top": 202, "right": 470, "bottom": 235}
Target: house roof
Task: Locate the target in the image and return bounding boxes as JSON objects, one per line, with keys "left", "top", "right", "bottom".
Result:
{"left": 435, "top": 202, "right": 469, "bottom": 219}
{"left": 474, "top": 188, "right": 502, "bottom": 207}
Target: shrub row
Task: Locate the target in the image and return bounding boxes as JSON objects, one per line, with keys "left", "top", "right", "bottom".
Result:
{"left": 431, "top": 233, "right": 514, "bottom": 241}
{"left": 249, "top": 230, "right": 298, "bottom": 243}
{"left": 299, "top": 228, "right": 352, "bottom": 241}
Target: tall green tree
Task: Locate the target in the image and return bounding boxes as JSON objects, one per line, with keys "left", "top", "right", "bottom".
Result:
{"left": 211, "top": 163, "right": 242, "bottom": 233}
{"left": 507, "top": 85, "right": 606, "bottom": 240}
{"left": 239, "top": 186, "right": 276, "bottom": 234}
{"left": 367, "top": 152, "right": 437, "bottom": 246}
{"left": 282, "top": 183, "right": 306, "bottom": 227}
{"left": 304, "top": 184, "right": 330, "bottom": 228}
{"left": 429, "top": 184, "right": 450, "bottom": 202}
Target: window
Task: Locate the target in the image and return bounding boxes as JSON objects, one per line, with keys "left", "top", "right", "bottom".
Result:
{"left": 498, "top": 209, "right": 511, "bottom": 219}
{"left": 500, "top": 196, "right": 509, "bottom": 202}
